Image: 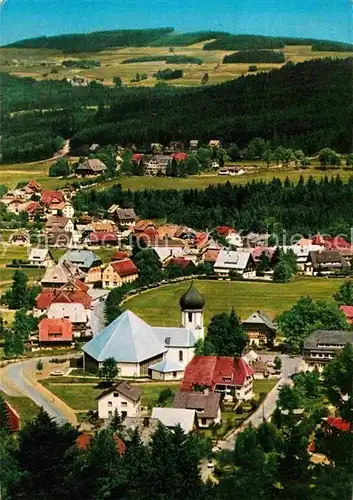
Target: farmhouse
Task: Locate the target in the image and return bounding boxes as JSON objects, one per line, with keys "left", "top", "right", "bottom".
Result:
{"left": 45, "top": 216, "right": 74, "bottom": 233}
{"left": 9, "top": 231, "right": 30, "bottom": 246}
{"left": 242, "top": 311, "right": 277, "bottom": 346}
{"left": 41, "top": 261, "right": 84, "bottom": 288}
{"left": 82, "top": 283, "right": 205, "bottom": 378}
{"left": 306, "top": 250, "right": 350, "bottom": 276}
{"left": 77, "top": 158, "right": 107, "bottom": 176}
{"left": 97, "top": 381, "right": 142, "bottom": 420}
{"left": 41, "top": 190, "right": 64, "bottom": 207}
{"left": 144, "top": 155, "right": 170, "bottom": 176}
{"left": 59, "top": 250, "right": 102, "bottom": 283}
{"left": 108, "top": 206, "right": 137, "bottom": 228}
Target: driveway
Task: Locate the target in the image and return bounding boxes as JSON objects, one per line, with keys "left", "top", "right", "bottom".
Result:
{"left": 1, "top": 357, "right": 75, "bottom": 424}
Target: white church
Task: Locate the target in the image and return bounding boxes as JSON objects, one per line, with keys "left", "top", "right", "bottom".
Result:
{"left": 82, "top": 283, "right": 205, "bottom": 380}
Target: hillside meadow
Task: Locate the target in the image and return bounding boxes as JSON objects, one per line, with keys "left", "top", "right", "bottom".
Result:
{"left": 1, "top": 42, "right": 352, "bottom": 87}
{"left": 123, "top": 278, "right": 347, "bottom": 326}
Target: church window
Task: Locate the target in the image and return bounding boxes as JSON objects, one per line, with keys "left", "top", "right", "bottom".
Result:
{"left": 179, "top": 350, "right": 183, "bottom": 362}
{"left": 188, "top": 312, "right": 192, "bottom": 322}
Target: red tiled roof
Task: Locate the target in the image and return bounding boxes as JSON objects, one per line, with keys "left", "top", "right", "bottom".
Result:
{"left": 26, "top": 180, "right": 42, "bottom": 192}
{"left": 171, "top": 152, "right": 188, "bottom": 162}
{"left": 326, "top": 417, "right": 351, "bottom": 432}
{"left": 73, "top": 279, "right": 89, "bottom": 292}
{"left": 111, "top": 258, "right": 138, "bottom": 277}
{"left": 26, "top": 201, "right": 42, "bottom": 214}
{"left": 216, "top": 226, "right": 233, "bottom": 237}
{"left": 134, "top": 220, "right": 157, "bottom": 232}
{"left": 111, "top": 251, "right": 129, "bottom": 261}
{"left": 167, "top": 257, "right": 194, "bottom": 270}
{"left": 41, "top": 190, "right": 64, "bottom": 207}
{"left": 203, "top": 249, "right": 220, "bottom": 263}
{"left": 181, "top": 356, "right": 254, "bottom": 391}
{"left": 5, "top": 402, "right": 20, "bottom": 432}
{"left": 89, "top": 232, "right": 117, "bottom": 243}
{"left": 251, "top": 246, "right": 276, "bottom": 261}
{"left": 132, "top": 153, "right": 144, "bottom": 162}
{"left": 76, "top": 432, "right": 126, "bottom": 455}
{"left": 340, "top": 305, "right": 353, "bottom": 321}
{"left": 39, "top": 318, "right": 73, "bottom": 342}
{"left": 36, "top": 288, "right": 92, "bottom": 310}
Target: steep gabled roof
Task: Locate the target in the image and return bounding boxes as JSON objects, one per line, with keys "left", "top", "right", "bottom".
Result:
{"left": 110, "top": 259, "right": 138, "bottom": 277}
{"left": 97, "top": 381, "right": 142, "bottom": 403}
{"left": 173, "top": 391, "right": 221, "bottom": 419}
{"left": 242, "top": 311, "right": 276, "bottom": 332}
{"left": 82, "top": 310, "right": 166, "bottom": 363}
{"left": 39, "top": 318, "right": 73, "bottom": 342}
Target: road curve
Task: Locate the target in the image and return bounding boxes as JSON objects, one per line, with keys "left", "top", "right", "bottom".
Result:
{"left": 1, "top": 358, "right": 69, "bottom": 424}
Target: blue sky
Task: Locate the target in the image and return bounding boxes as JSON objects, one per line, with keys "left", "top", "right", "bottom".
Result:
{"left": 1, "top": 0, "right": 352, "bottom": 45}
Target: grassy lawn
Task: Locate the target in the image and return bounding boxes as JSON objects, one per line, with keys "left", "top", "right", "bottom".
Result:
{"left": 40, "top": 379, "right": 179, "bottom": 411}
{"left": 123, "top": 277, "right": 346, "bottom": 326}
{"left": 0, "top": 390, "right": 39, "bottom": 426}
{"left": 253, "top": 378, "right": 278, "bottom": 394}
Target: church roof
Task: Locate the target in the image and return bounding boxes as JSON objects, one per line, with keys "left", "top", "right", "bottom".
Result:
{"left": 179, "top": 283, "right": 204, "bottom": 310}
{"left": 82, "top": 310, "right": 167, "bottom": 363}
{"left": 153, "top": 327, "right": 197, "bottom": 348}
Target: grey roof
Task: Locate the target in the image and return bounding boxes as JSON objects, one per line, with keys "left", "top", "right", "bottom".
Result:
{"left": 77, "top": 159, "right": 107, "bottom": 172}
{"left": 214, "top": 249, "right": 252, "bottom": 271}
{"left": 242, "top": 311, "right": 276, "bottom": 332}
{"left": 116, "top": 208, "right": 137, "bottom": 220}
{"left": 303, "top": 329, "right": 353, "bottom": 350}
{"left": 173, "top": 391, "right": 221, "bottom": 419}
{"left": 97, "top": 381, "right": 142, "bottom": 402}
{"left": 153, "top": 327, "right": 197, "bottom": 348}
{"left": 82, "top": 310, "right": 167, "bottom": 363}
{"left": 41, "top": 261, "right": 82, "bottom": 285}
{"left": 151, "top": 407, "right": 195, "bottom": 433}
{"left": 48, "top": 303, "right": 87, "bottom": 323}
{"left": 59, "top": 249, "right": 101, "bottom": 269}
{"left": 149, "top": 360, "right": 185, "bottom": 373}
{"left": 28, "top": 248, "right": 52, "bottom": 262}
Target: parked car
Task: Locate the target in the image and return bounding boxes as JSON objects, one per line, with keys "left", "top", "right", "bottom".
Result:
{"left": 50, "top": 370, "right": 64, "bottom": 376}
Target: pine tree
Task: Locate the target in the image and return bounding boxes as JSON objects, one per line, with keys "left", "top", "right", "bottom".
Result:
{"left": 0, "top": 394, "right": 9, "bottom": 432}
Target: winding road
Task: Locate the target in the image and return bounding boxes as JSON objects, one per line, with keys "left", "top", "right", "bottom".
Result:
{"left": 1, "top": 358, "right": 71, "bottom": 424}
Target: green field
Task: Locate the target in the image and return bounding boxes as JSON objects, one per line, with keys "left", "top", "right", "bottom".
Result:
{"left": 1, "top": 42, "right": 352, "bottom": 88}
{"left": 41, "top": 380, "right": 179, "bottom": 411}
{"left": 0, "top": 390, "right": 39, "bottom": 426}
{"left": 123, "top": 278, "right": 346, "bottom": 326}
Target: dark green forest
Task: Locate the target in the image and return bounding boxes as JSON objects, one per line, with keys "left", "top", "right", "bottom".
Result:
{"left": 74, "top": 175, "right": 353, "bottom": 236}
{"left": 122, "top": 55, "right": 202, "bottom": 64}
{"left": 203, "top": 34, "right": 353, "bottom": 52}
{"left": 5, "top": 27, "right": 353, "bottom": 53}
{"left": 2, "top": 58, "right": 352, "bottom": 161}
{"left": 223, "top": 50, "right": 285, "bottom": 64}
{"left": 5, "top": 28, "right": 174, "bottom": 53}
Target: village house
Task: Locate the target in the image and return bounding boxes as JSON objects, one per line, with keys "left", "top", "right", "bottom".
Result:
{"left": 45, "top": 216, "right": 74, "bottom": 233}
{"left": 77, "top": 432, "right": 126, "bottom": 455}
{"left": 242, "top": 311, "right": 277, "bottom": 346}
{"left": 189, "top": 139, "right": 199, "bottom": 151}
{"left": 181, "top": 356, "right": 255, "bottom": 401}
{"left": 173, "top": 391, "right": 221, "bottom": 428}
{"left": 46, "top": 231, "right": 73, "bottom": 248}
{"left": 214, "top": 249, "right": 256, "bottom": 278}
{"left": 108, "top": 206, "right": 137, "bottom": 228}
{"left": 134, "top": 220, "right": 158, "bottom": 234}
{"left": 82, "top": 283, "right": 205, "bottom": 378}
{"left": 218, "top": 166, "right": 245, "bottom": 176}
{"left": 144, "top": 155, "right": 171, "bottom": 176}
{"left": 303, "top": 329, "right": 353, "bottom": 370}
{"left": 171, "top": 152, "right": 188, "bottom": 163}
{"left": 168, "top": 140, "right": 184, "bottom": 152}
{"left": 59, "top": 250, "right": 102, "bottom": 283}
{"left": 102, "top": 258, "right": 138, "bottom": 288}
{"left": 47, "top": 303, "right": 89, "bottom": 337}
{"left": 87, "top": 232, "right": 118, "bottom": 246}
{"left": 151, "top": 246, "right": 185, "bottom": 266}
{"left": 38, "top": 318, "right": 73, "bottom": 346}
{"left": 216, "top": 226, "right": 242, "bottom": 247}
{"left": 76, "top": 158, "right": 107, "bottom": 176}
{"left": 111, "top": 250, "right": 129, "bottom": 261}
{"left": 28, "top": 248, "right": 54, "bottom": 268}
{"left": 41, "top": 261, "right": 85, "bottom": 288}
{"left": 24, "top": 180, "right": 42, "bottom": 195}
{"left": 339, "top": 305, "right": 353, "bottom": 325}
{"left": 9, "top": 231, "right": 30, "bottom": 246}
{"left": 208, "top": 139, "right": 221, "bottom": 148}
{"left": 305, "top": 250, "right": 350, "bottom": 276}
{"left": 282, "top": 244, "right": 322, "bottom": 272}
{"left": 243, "top": 232, "right": 269, "bottom": 248}
{"left": 242, "top": 350, "right": 272, "bottom": 379}
{"left": 166, "top": 257, "right": 197, "bottom": 275}
{"left": 41, "top": 190, "right": 64, "bottom": 208}
{"left": 48, "top": 201, "right": 75, "bottom": 218}
{"left": 26, "top": 201, "right": 43, "bottom": 220}
{"left": 35, "top": 287, "right": 92, "bottom": 315}
{"left": 97, "top": 381, "right": 142, "bottom": 420}
{"left": 151, "top": 407, "right": 196, "bottom": 434}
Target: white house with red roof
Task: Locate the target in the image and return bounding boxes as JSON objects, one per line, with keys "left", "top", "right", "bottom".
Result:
{"left": 38, "top": 318, "right": 73, "bottom": 345}
{"left": 181, "top": 356, "right": 254, "bottom": 401}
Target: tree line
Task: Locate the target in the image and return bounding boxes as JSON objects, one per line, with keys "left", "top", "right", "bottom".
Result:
{"left": 74, "top": 175, "right": 353, "bottom": 236}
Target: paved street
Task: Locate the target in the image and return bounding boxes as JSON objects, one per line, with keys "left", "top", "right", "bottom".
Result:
{"left": 1, "top": 358, "right": 71, "bottom": 424}
{"left": 220, "top": 354, "right": 303, "bottom": 450}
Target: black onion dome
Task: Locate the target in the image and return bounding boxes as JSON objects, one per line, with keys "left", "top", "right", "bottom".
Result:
{"left": 179, "top": 283, "right": 205, "bottom": 310}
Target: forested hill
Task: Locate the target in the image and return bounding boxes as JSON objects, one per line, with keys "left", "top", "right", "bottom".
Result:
{"left": 2, "top": 58, "right": 352, "bottom": 156}
{"left": 4, "top": 27, "right": 353, "bottom": 53}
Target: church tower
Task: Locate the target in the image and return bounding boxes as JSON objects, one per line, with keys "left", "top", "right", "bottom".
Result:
{"left": 179, "top": 282, "right": 205, "bottom": 341}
